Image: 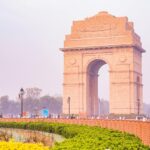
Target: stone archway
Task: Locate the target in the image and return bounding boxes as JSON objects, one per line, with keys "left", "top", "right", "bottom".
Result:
{"left": 61, "top": 11, "right": 145, "bottom": 117}
{"left": 87, "top": 59, "right": 108, "bottom": 117}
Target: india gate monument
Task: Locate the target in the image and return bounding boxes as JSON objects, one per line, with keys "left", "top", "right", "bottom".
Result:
{"left": 61, "top": 11, "right": 145, "bottom": 117}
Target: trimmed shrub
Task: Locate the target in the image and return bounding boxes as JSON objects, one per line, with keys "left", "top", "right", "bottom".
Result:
{"left": 0, "top": 122, "right": 149, "bottom": 150}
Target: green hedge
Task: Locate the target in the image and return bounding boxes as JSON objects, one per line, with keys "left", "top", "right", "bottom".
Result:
{"left": 0, "top": 122, "right": 149, "bottom": 150}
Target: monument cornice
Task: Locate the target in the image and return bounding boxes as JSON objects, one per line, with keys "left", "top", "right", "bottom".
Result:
{"left": 60, "top": 44, "right": 145, "bottom": 53}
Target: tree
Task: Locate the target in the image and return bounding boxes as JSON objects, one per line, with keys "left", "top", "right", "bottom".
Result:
{"left": 0, "top": 96, "right": 9, "bottom": 114}
{"left": 0, "top": 96, "right": 20, "bottom": 115}
{"left": 25, "top": 87, "right": 42, "bottom": 99}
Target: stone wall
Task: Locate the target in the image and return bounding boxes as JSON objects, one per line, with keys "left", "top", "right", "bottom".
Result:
{"left": 0, "top": 118, "right": 149, "bottom": 146}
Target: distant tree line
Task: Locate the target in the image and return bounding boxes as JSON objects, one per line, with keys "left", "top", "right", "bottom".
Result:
{"left": 144, "top": 103, "right": 150, "bottom": 117}
{"left": 99, "top": 99, "right": 150, "bottom": 118}
{"left": 0, "top": 87, "right": 62, "bottom": 117}
{"left": 0, "top": 87, "right": 149, "bottom": 117}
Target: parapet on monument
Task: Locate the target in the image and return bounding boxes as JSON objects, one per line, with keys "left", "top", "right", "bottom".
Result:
{"left": 61, "top": 11, "right": 145, "bottom": 117}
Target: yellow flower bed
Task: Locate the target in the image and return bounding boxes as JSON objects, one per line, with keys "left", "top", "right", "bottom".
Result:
{"left": 0, "top": 140, "right": 50, "bottom": 150}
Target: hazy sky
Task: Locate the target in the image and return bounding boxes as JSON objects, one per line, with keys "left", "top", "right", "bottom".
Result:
{"left": 0, "top": 0, "right": 150, "bottom": 103}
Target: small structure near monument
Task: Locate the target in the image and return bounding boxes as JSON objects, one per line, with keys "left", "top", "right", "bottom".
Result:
{"left": 61, "top": 11, "right": 145, "bottom": 117}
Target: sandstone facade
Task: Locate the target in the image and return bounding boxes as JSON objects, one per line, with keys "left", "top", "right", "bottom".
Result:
{"left": 61, "top": 12, "right": 145, "bottom": 117}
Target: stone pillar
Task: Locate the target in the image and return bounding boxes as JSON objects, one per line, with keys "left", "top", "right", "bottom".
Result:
{"left": 88, "top": 73, "right": 99, "bottom": 117}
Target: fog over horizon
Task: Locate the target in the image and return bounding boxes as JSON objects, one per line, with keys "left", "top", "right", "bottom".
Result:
{"left": 0, "top": 0, "right": 150, "bottom": 104}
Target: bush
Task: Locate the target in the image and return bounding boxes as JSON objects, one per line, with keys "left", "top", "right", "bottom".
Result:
{"left": 0, "top": 122, "right": 149, "bottom": 150}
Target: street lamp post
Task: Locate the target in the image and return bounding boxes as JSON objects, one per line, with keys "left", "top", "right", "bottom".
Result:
{"left": 19, "top": 88, "right": 25, "bottom": 118}
{"left": 137, "top": 98, "right": 140, "bottom": 116}
{"left": 67, "top": 97, "right": 71, "bottom": 118}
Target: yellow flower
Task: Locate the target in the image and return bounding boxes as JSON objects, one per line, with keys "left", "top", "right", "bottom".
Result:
{"left": 0, "top": 141, "right": 50, "bottom": 150}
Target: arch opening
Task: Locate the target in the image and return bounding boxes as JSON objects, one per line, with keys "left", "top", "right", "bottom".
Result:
{"left": 98, "top": 64, "right": 109, "bottom": 116}
{"left": 87, "top": 59, "right": 109, "bottom": 117}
